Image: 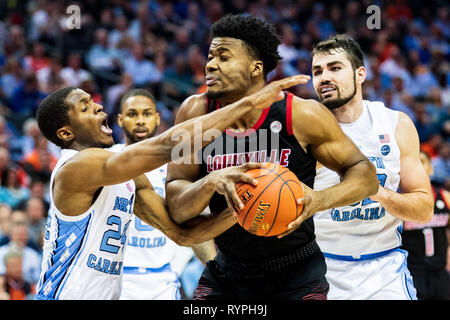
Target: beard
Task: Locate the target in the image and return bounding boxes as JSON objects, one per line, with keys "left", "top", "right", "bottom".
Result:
{"left": 124, "top": 126, "right": 156, "bottom": 144}
{"left": 319, "top": 75, "right": 357, "bottom": 110}
{"left": 205, "top": 87, "right": 225, "bottom": 100}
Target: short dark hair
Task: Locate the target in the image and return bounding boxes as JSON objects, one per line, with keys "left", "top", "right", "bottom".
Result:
{"left": 120, "top": 89, "right": 156, "bottom": 112}
{"left": 211, "top": 14, "right": 282, "bottom": 78}
{"left": 312, "top": 34, "right": 364, "bottom": 71}
{"left": 36, "top": 86, "right": 76, "bottom": 148}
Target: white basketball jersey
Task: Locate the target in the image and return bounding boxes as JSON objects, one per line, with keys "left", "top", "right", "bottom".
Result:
{"left": 110, "top": 144, "right": 182, "bottom": 300}
{"left": 35, "top": 149, "right": 136, "bottom": 300}
{"left": 314, "top": 100, "right": 402, "bottom": 259}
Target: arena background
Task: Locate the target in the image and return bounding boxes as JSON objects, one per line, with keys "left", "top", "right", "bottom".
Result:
{"left": 0, "top": 0, "right": 447, "bottom": 300}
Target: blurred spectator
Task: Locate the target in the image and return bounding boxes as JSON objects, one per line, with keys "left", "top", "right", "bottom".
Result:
{"left": 23, "top": 42, "right": 49, "bottom": 74}
{"left": 85, "top": 28, "right": 121, "bottom": 90}
{"left": 36, "top": 56, "right": 66, "bottom": 94}
{"left": 9, "top": 74, "right": 46, "bottom": 120}
{"left": 17, "top": 177, "right": 49, "bottom": 213}
{"left": 277, "top": 23, "right": 299, "bottom": 67}
{"left": 22, "top": 135, "right": 57, "bottom": 184}
{"left": 0, "top": 222, "right": 41, "bottom": 284}
{"left": 0, "top": 165, "right": 29, "bottom": 209}
{"left": 0, "top": 204, "right": 11, "bottom": 239}
{"left": 0, "top": 275, "right": 10, "bottom": 300}
{"left": 431, "top": 142, "right": 450, "bottom": 188}
{"left": 123, "top": 43, "right": 162, "bottom": 87}
{"left": 163, "top": 54, "right": 195, "bottom": 103}
{"left": 59, "top": 53, "right": 91, "bottom": 87}
{"left": 0, "top": 147, "right": 10, "bottom": 183}
{"left": 22, "top": 197, "right": 46, "bottom": 250}
{"left": 0, "top": 56, "right": 23, "bottom": 100}
{"left": 1, "top": 244, "right": 35, "bottom": 300}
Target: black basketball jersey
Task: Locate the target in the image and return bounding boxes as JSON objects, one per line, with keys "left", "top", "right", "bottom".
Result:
{"left": 402, "top": 186, "right": 449, "bottom": 270}
{"left": 199, "top": 92, "right": 317, "bottom": 262}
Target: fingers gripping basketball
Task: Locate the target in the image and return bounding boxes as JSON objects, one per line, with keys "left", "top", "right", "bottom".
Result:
{"left": 235, "top": 163, "right": 304, "bottom": 237}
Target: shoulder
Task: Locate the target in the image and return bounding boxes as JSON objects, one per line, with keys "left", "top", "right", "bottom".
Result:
{"left": 395, "top": 112, "right": 418, "bottom": 145}
{"left": 291, "top": 96, "right": 331, "bottom": 120}
{"left": 55, "top": 148, "right": 113, "bottom": 188}
{"left": 176, "top": 93, "right": 208, "bottom": 122}
{"left": 291, "top": 96, "right": 341, "bottom": 141}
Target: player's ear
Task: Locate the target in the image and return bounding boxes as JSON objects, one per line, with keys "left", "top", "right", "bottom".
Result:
{"left": 155, "top": 112, "right": 160, "bottom": 127}
{"left": 251, "top": 60, "right": 264, "bottom": 78}
{"left": 56, "top": 126, "right": 75, "bottom": 144}
{"left": 355, "top": 66, "right": 366, "bottom": 84}
{"left": 117, "top": 113, "right": 123, "bottom": 127}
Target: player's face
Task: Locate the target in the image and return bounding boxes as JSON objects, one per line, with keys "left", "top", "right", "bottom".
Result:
{"left": 64, "top": 89, "right": 114, "bottom": 148}
{"left": 205, "top": 37, "right": 256, "bottom": 101}
{"left": 312, "top": 49, "right": 358, "bottom": 110}
{"left": 118, "top": 95, "right": 160, "bottom": 144}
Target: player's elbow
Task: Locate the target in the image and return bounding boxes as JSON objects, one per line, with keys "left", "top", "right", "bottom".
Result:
{"left": 361, "top": 159, "right": 379, "bottom": 197}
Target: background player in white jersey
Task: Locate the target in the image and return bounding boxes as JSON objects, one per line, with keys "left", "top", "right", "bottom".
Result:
{"left": 33, "top": 75, "right": 308, "bottom": 299}
{"left": 113, "top": 89, "right": 216, "bottom": 300}
{"left": 311, "top": 34, "right": 434, "bottom": 300}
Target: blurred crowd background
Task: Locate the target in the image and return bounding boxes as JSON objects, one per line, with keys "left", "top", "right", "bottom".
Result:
{"left": 0, "top": 0, "right": 447, "bottom": 300}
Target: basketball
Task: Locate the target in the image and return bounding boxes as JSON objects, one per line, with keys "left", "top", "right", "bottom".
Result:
{"left": 234, "top": 163, "right": 304, "bottom": 237}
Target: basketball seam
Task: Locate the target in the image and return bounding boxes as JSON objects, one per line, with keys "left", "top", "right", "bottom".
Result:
{"left": 240, "top": 165, "right": 281, "bottom": 226}
{"left": 260, "top": 170, "right": 295, "bottom": 236}
{"left": 241, "top": 168, "right": 292, "bottom": 234}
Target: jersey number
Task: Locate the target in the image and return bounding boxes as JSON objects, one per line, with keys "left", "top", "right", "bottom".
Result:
{"left": 422, "top": 228, "right": 435, "bottom": 257}
{"left": 100, "top": 215, "right": 130, "bottom": 254}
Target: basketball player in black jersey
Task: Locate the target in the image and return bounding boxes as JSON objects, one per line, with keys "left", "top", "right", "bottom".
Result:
{"left": 165, "top": 15, "right": 378, "bottom": 300}
{"left": 402, "top": 151, "right": 450, "bottom": 299}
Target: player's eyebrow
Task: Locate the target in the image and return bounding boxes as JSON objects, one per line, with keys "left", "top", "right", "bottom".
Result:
{"left": 312, "top": 61, "right": 343, "bottom": 69}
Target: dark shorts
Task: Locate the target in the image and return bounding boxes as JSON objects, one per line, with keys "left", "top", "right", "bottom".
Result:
{"left": 410, "top": 267, "right": 450, "bottom": 300}
{"left": 194, "top": 241, "right": 329, "bottom": 300}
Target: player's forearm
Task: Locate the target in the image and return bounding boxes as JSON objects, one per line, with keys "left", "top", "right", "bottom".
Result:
{"left": 157, "top": 96, "right": 254, "bottom": 164}
{"left": 192, "top": 240, "right": 217, "bottom": 264}
{"left": 166, "top": 171, "right": 221, "bottom": 224}
{"left": 317, "top": 159, "right": 379, "bottom": 212}
{"left": 110, "top": 97, "right": 254, "bottom": 178}
{"left": 373, "top": 187, "right": 434, "bottom": 223}
{"left": 176, "top": 209, "right": 237, "bottom": 246}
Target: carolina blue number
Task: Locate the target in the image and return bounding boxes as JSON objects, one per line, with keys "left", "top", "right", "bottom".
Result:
{"left": 350, "top": 173, "right": 387, "bottom": 207}
{"left": 135, "top": 216, "right": 154, "bottom": 231}
{"left": 100, "top": 215, "right": 129, "bottom": 254}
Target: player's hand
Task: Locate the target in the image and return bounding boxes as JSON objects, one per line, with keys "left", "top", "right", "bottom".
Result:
{"left": 249, "top": 75, "right": 311, "bottom": 110}
{"left": 206, "top": 162, "right": 266, "bottom": 215}
{"left": 277, "top": 182, "right": 321, "bottom": 238}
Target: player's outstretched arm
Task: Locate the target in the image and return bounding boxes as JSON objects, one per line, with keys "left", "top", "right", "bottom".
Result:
{"left": 132, "top": 174, "right": 237, "bottom": 246}
{"left": 61, "top": 75, "right": 311, "bottom": 191}
{"left": 369, "top": 112, "right": 433, "bottom": 223}
{"left": 279, "top": 98, "right": 379, "bottom": 236}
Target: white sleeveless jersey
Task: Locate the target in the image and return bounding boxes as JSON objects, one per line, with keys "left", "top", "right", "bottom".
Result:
{"left": 314, "top": 100, "right": 403, "bottom": 259}
{"left": 109, "top": 144, "right": 183, "bottom": 300}
{"left": 35, "top": 149, "right": 136, "bottom": 300}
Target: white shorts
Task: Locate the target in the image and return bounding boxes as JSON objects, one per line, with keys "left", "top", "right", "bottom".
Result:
{"left": 119, "top": 265, "right": 181, "bottom": 300}
{"left": 324, "top": 249, "right": 417, "bottom": 300}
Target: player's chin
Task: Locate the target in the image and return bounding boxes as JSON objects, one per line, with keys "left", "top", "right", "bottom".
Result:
{"left": 205, "top": 86, "right": 224, "bottom": 99}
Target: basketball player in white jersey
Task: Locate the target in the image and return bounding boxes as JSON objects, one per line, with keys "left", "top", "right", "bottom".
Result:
{"left": 113, "top": 89, "right": 216, "bottom": 300}
{"left": 33, "top": 75, "right": 309, "bottom": 300}
{"left": 311, "top": 34, "right": 434, "bottom": 299}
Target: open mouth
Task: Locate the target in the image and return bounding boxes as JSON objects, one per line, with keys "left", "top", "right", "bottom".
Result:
{"left": 134, "top": 127, "right": 149, "bottom": 138}
{"left": 101, "top": 117, "right": 113, "bottom": 135}
{"left": 319, "top": 85, "right": 337, "bottom": 98}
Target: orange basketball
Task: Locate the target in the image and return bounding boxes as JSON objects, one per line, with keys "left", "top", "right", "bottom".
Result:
{"left": 235, "top": 163, "right": 304, "bottom": 237}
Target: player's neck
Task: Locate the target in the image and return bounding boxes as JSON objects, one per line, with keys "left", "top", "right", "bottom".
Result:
{"left": 330, "top": 94, "right": 363, "bottom": 124}
{"left": 222, "top": 82, "right": 265, "bottom": 131}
